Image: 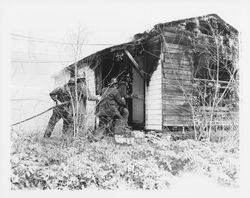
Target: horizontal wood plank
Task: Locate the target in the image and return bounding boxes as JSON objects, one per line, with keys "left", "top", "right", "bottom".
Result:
{"left": 146, "top": 91, "right": 162, "bottom": 97}
{"left": 162, "top": 99, "right": 190, "bottom": 106}
{"left": 163, "top": 116, "right": 193, "bottom": 122}
{"left": 163, "top": 36, "right": 191, "bottom": 46}
{"left": 163, "top": 74, "right": 193, "bottom": 81}
{"left": 163, "top": 68, "right": 192, "bottom": 76}
{"left": 146, "top": 119, "right": 162, "bottom": 124}
{"left": 163, "top": 82, "right": 193, "bottom": 89}
{"left": 164, "top": 58, "right": 192, "bottom": 66}
{"left": 146, "top": 109, "right": 162, "bottom": 115}
{"left": 163, "top": 27, "right": 193, "bottom": 37}
{"left": 163, "top": 87, "right": 194, "bottom": 94}
{"left": 146, "top": 101, "right": 162, "bottom": 106}
{"left": 145, "top": 125, "right": 162, "bottom": 130}
{"left": 163, "top": 65, "right": 192, "bottom": 72}
{"left": 163, "top": 43, "right": 190, "bottom": 50}
{"left": 163, "top": 113, "right": 192, "bottom": 118}
{"left": 163, "top": 110, "right": 191, "bottom": 116}
{"left": 163, "top": 78, "right": 193, "bottom": 86}
{"left": 163, "top": 28, "right": 214, "bottom": 45}
{"left": 146, "top": 92, "right": 161, "bottom": 97}
{"left": 146, "top": 103, "right": 162, "bottom": 109}
{"left": 163, "top": 120, "right": 193, "bottom": 127}
{"left": 146, "top": 120, "right": 162, "bottom": 125}
{"left": 145, "top": 114, "right": 162, "bottom": 120}
{"left": 146, "top": 95, "right": 162, "bottom": 100}
{"left": 164, "top": 52, "right": 189, "bottom": 60}
{"left": 163, "top": 45, "right": 189, "bottom": 54}
{"left": 163, "top": 117, "right": 193, "bottom": 122}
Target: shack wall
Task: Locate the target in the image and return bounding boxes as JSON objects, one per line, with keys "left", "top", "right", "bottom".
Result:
{"left": 145, "top": 59, "right": 162, "bottom": 130}
{"left": 162, "top": 30, "right": 193, "bottom": 127}
{"left": 78, "top": 66, "right": 96, "bottom": 129}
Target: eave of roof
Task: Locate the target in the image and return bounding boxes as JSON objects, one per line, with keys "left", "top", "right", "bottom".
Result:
{"left": 63, "top": 39, "right": 144, "bottom": 73}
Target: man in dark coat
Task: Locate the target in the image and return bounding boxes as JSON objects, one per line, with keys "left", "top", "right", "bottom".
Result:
{"left": 117, "top": 81, "right": 130, "bottom": 127}
{"left": 93, "top": 78, "right": 127, "bottom": 140}
{"left": 44, "top": 73, "right": 99, "bottom": 138}
{"left": 117, "top": 72, "right": 133, "bottom": 126}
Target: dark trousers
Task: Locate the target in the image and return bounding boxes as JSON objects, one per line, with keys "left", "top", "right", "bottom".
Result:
{"left": 44, "top": 106, "right": 73, "bottom": 138}
{"left": 92, "top": 116, "right": 113, "bottom": 140}
{"left": 120, "top": 107, "right": 129, "bottom": 126}
{"left": 93, "top": 107, "right": 129, "bottom": 140}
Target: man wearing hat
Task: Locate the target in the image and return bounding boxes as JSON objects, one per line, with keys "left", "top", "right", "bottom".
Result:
{"left": 93, "top": 77, "right": 127, "bottom": 140}
{"left": 68, "top": 72, "right": 100, "bottom": 133}
{"left": 44, "top": 72, "right": 99, "bottom": 138}
{"left": 43, "top": 80, "right": 74, "bottom": 138}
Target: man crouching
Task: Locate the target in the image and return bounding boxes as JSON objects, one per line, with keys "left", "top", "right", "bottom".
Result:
{"left": 92, "top": 78, "right": 128, "bottom": 141}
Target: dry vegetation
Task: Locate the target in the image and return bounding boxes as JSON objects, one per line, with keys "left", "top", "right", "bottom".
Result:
{"left": 11, "top": 130, "right": 239, "bottom": 190}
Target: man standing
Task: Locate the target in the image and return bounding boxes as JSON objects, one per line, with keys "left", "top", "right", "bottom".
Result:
{"left": 68, "top": 72, "right": 99, "bottom": 134}
{"left": 44, "top": 72, "right": 99, "bottom": 138}
{"left": 117, "top": 79, "right": 132, "bottom": 127}
{"left": 43, "top": 80, "right": 73, "bottom": 138}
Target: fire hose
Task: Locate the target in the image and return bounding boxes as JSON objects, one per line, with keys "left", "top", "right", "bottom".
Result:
{"left": 11, "top": 101, "right": 69, "bottom": 127}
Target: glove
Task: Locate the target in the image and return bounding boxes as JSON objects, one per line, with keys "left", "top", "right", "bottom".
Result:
{"left": 56, "top": 101, "right": 62, "bottom": 105}
{"left": 97, "top": 95, "right": 101, "bottom": 100}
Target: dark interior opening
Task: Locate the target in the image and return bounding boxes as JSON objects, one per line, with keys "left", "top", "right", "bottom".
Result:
{"left": 101, "top": 58, "right": 120, "bottom": 87}
{"left": 98, "top": 53, "right": 134, "bottom": 127}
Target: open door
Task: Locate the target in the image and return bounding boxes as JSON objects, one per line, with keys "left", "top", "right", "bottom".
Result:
{"left": 131, "top": 67, "right": 145, "bottom": 128}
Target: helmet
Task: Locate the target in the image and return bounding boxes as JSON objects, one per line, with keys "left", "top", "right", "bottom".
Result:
{"left": 67, "top": 79, "right": 75, "bottom": 85}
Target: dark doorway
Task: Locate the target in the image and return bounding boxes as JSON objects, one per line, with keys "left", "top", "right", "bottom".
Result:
{"left": 131, "top": 66, "right": 145, "bottom": 129}
{"left": 98, "top": 52, "right": 145, "bottom": 129}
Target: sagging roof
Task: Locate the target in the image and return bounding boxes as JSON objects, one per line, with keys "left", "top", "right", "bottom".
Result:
{"left": 54, "top": 13, "right": 238, "bottom": 77}
{"left": 156, "top": 14, "right": 238, "bottom": 35}
{"left": 51, "top": 40, "right": 144, "bottom": 78}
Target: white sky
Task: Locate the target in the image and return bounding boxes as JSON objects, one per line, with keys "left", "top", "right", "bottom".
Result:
{"left": 5, "top": 0, "right": 250, "bottom": 119}
{"left": 7, "top": 0, "right": 247, "bottom": 84}
{"left": 9, "top": 0, "right": 243, "bottom": 45}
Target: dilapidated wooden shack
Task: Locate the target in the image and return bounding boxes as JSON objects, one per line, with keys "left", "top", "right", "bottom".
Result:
{"left": 53, "top": 14, "right": 239, "bottom": 132}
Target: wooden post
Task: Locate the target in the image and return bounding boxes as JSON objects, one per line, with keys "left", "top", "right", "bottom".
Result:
{"left": 124, "top": 49, "right": 144, "bottom": 77}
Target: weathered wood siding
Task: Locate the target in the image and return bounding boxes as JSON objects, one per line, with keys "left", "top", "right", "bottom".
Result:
{"left": 162, "top": 34, "right": 193, "bottom": 127}
{"left": 145, "top": 60, "right": 162, "bottom": 130}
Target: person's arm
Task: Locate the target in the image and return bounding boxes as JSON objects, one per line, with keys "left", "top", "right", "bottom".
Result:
{"left": 118, "top": 83, "right": 133, "bottom": 99}
{"left": 49, "top": 87, "right": 62, "bottom": 103}
{"left": 114, "top": 90, "right": 126, "bottom": 107}
{"left": 118, "top": 84, "right": 127, "bottom": 98}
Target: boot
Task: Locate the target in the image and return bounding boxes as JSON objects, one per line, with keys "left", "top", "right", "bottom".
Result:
{"left": 44, "top": 128, "right": 52, "bottom": 138}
